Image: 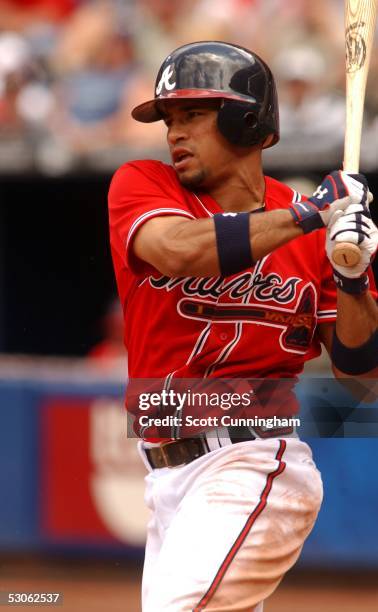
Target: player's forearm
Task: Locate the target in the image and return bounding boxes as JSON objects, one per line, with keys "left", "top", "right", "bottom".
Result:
{"left": 162, "top": 209, "right": 301, "bottom": 277}
{"left": 248, "top": 209, "right": 303, "bottom": 261}
{"left": 336, "top": 290, "right": 378, "bottom": 346}
{"left": 332, "top": 291, "right": 378, "bottom": 377}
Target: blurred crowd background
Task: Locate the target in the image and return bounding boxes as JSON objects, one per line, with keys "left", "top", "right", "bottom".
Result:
{"left": 0, "top": 0, "right": 377, "bottom": 175}
{"left": 1, "top": 4, "right": 378, "bottom": 611}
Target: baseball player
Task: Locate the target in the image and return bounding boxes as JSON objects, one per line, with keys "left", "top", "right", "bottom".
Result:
{"left": 108, "top": 42, "right": 378, "bottom": 611}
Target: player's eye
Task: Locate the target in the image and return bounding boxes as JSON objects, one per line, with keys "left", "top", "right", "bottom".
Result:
{"left": 187, "top": 110, "right": 202, "bottom": 119}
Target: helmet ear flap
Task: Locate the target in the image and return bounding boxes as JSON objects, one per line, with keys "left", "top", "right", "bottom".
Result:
{"left": 244, "top": 111, "right": 258, "bottom": 130}
{"left": 217, "top": 100, "right": 263, "bottom": 147}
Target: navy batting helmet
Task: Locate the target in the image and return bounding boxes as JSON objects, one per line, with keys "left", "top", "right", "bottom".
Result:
{"left": 131, "top": 41, "right": 280, "bottom": 148}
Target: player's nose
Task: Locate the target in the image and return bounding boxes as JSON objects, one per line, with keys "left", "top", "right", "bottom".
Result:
{"left": 167, "top": 121, "right": 188, "bottom": 146}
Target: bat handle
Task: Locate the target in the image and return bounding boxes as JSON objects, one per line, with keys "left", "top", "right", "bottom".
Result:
{"left": 331, "top": 162, "right": 362, "bottom": 268}
{"left": 332, "top": 242, "right": 361, "bottom": 267}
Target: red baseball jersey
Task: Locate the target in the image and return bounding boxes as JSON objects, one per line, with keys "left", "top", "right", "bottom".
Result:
{"left": 108, "top": 160, "right": 377, "bottom": 383}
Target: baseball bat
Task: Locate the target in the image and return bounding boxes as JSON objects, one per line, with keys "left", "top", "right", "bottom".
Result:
{"left": 331, "top": 0, "right": 377, "bottom": 267}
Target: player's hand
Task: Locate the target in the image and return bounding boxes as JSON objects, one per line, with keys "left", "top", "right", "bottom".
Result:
{"left": 289, "top": 170, "right": 372, "bottom": 234}
{"left": 326, "top": 202, "right": 378, "bottom": 293}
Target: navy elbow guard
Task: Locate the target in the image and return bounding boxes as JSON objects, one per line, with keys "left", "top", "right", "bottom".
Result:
{"left": 331, "top": 329, "right": 378, "bottom": 375}
{"left": 213, "top": 212, "right": 254, "bottom": 277}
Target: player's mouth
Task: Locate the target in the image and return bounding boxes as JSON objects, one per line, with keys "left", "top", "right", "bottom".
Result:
{"left": 172, "top": 148, "right": 194, "bottom": 171}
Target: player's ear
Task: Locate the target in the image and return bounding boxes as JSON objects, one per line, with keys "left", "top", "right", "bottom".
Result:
{"left": 262, "top": 134, "right": 275, "bottom": 148}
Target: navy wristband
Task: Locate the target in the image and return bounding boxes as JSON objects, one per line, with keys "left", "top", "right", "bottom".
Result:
{"left": 289, "top": 202, "right": 324, "bottom": 234}
{"left": 333, "top": 270, "right": 369, "bottom": 295}
{"left": 213, "top": 212, "right": 253, "bottom": 276}
{"left": 331, "top": 329, "right": 378, "bottom": 375}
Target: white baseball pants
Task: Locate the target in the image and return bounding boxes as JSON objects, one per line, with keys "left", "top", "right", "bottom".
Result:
{"left": 139, "top": 437, "right": 323, "bottom": 611}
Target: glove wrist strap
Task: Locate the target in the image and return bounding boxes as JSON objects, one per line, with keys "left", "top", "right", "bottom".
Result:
{"left": 289, "top": 203, "right": 324, "bottom": 234}
{"left": 333, "top": 269, "right": 369, "bottom": 295}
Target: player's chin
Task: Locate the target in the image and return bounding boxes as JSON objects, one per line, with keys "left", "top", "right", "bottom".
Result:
{"left": 177, "top": 168, "right": 207, "bottom": 189}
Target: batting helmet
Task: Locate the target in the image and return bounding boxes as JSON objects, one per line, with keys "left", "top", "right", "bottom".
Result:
{"left": 132, "top": 41, "right": 279, "bottom": 148}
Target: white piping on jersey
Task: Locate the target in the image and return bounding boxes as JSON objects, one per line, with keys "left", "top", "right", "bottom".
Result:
{"left": 163, "top": 370, "right": 183, "bottom": 439}
{"left": 162, "top": 370, "right": 181, "bottom": 439}
{"left": 186, "top": 322, "right": 211, "bottom": 364}
{"left": 291, "top": 190, "right": 302, "bottom": 203}
{"left": 137, "top": 277, "right": 148, "bottom": 288}
{"left": 193, "top": 193, "right": 213, "bottom": 217}
{"left": 204, "top": 321, "right": 243, "bottom": 378}
{"left": 317, "top": 309, "right": 337, "bottom": 319}
{"left": 204, "top": 257, "right": 268, "bottom": 377}
{"left": 126, "top": 208, "right": 195, "bottom": 248}
{"left": 140, "top": 369, "right": 178, "bottom": 438}
{"left": 164, "top": 370, "right": 175, "bottom": 391}
{"left": 196, "top": 186, "right": 302, "bottom": 209}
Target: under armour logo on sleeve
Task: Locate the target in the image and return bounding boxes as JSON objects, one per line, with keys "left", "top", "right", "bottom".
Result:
{"left": 312, "top": 186, "right": 329, "bottom": 199}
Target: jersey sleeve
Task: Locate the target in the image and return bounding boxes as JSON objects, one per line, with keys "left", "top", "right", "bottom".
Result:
{"left": 108, "top": 160, "right": 195, "bottom": 276}
{"left": 368, "top": 264, "right": 378, "bottom": 301}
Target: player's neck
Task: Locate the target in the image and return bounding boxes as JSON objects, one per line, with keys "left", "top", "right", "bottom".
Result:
{"left": 209, "top": 170, "right": 265, "bottom": 213}
{"left": 207, "top": 152, "right": 265, "bottom": 213}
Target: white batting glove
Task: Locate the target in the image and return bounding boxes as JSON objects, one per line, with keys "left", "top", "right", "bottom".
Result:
{"left": 326, "top": 202, "right": 378, "bottom": 294}
{"left": 319, "top": 172, "right": 373, "bottom": 227}
{"left": 319, "top": 194, "right": 360, "bottom": 227}
{"left": 340, "top": 172, "right": 373, "bottom": 206}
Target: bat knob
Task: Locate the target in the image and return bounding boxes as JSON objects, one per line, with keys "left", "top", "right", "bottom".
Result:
{"left": 332, "top": 242, "right": 361, "bottom": 267}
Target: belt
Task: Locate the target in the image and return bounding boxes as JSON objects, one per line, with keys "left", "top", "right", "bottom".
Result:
{"left": 144, "top": 427, "right": 256, "bottom": 469}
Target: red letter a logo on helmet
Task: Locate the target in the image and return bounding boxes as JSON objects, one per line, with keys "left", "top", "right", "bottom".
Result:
{"left": 156, "top": 64, "right": 176, "bottom": 95}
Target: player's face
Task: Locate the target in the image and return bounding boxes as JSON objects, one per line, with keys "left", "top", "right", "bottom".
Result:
{"left": 160, "top": 99, "right": 243, "bottom": 190}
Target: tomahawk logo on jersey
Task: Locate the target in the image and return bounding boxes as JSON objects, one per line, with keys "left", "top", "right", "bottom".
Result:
{"left": 108, "top": 160, "right": 377, "bottom": 386}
